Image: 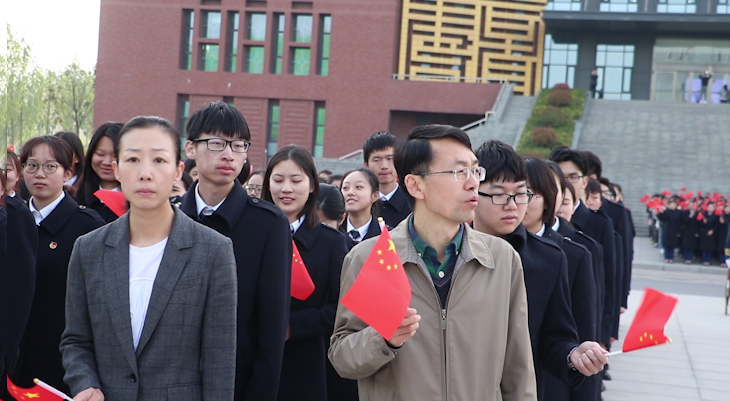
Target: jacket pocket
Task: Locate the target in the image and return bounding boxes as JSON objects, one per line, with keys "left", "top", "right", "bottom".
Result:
{"left": 167, "top": 384, "right": 202, "bottom": 401}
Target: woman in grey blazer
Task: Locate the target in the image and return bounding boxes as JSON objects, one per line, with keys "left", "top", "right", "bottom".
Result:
{"left": 60, "top": 117, "right": 238, "bottom": 401}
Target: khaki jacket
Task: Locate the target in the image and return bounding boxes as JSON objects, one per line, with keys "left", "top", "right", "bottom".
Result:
{"left": 329, "top": 220, "right": 537, "bottom": 401}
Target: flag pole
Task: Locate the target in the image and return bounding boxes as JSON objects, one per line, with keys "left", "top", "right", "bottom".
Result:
{"left": 605, "top": 350, "right": 623, "bottom": 357}
{"left": 34, "top": 378, "right": 73, "bottom": 401}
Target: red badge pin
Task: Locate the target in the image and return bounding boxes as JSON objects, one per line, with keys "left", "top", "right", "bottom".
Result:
{"left": 50, "top": 241, "right": 58, "bottom": 250}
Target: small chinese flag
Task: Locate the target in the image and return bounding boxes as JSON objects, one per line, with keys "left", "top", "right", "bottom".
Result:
{"left": 341, "top": 225, "right": 411, "bottom": 340}
{"left": 291, "top": 240, "right": 315, "bottom": 300}
{"left": 6, "top": 376, "right": 71, "bottom": 401}
{"left": 622, "top": 288, "right": 678, "bottom": 353}
{"left": 94, "top": 189, "right": 128, "bottom": 217}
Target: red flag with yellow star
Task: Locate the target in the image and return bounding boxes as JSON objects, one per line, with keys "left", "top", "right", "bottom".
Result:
{"left": 6, "top": 376, "right": 71, "bottom": 401}
{"left": 94, "top": 189, "right": 128, "bottom": 217}
{"left": 622, "top": 288, "right": 678, "bottom": 353}
{"left": 291, "top": 240, "right": 315, "bottom": 300}
{"left": 341, "top": 226, "right": 411, "bottom": 340}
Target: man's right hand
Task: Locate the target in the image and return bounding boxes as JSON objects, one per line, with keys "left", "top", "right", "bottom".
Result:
{"left": 73, "top": 387, "right": 104, "bottom": 401}
{"left": 387, "top": 308, "right": 421, "bottom": 347}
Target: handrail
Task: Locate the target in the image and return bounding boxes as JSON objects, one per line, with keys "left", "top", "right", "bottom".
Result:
{"left": 460, "top": 118, "right": 487, "bottom": 131}
{"left": 392, "top": 74, "right": 510, "bottom": 84}
{"left": 337, "top": 149, "right": 363, "bottom": 160}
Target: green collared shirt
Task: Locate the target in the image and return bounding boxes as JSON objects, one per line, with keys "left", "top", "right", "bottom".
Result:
{"left": 408, "top": 216, "right": 464, "bottom": 281}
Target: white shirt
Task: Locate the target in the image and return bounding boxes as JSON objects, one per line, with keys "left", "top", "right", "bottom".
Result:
{"left": 346, "top": 216, "right": 372, "bottom": 241}
{"left": 535, "top": 224, "right": 546, "bottom": 237}
{"left": 29, "top": 192, "right": 65, "bottom": 226}
{"left": 195, "top": 184, "right": 226, "bottom": 217}
{"left": 129, "top": 238, "right": 168, "bottom": 349}
{"left": 64, "top": 175, "right": 78, "bottom": 186}
{"left": 552, "top": 217, "right": 561, "bottom": 232}
{"left": 379, "top": 186, "right": 399, "bottom": 202}
{"left": 290, "top": 215, "right": 306, "bottom": 234}
{"left": 574, "top": 199, "right": 581, "bottom": 212}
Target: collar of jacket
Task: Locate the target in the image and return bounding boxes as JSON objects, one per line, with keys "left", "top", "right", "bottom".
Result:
{"left": 502, "top": 223, "right": 527, "bottom": 253}
{"left": 387, "top": 186, "right": 409, "bottom": 212}
{"left": 543, "top": 226, "right": 565, "bottom": 247}
{"left": 571, "top": 201, "right": 590, "bottom": 231}
{"left": 39, "top": 191, "right": 79, "bottom": 235}
{"left": 180, "top": 179, "right": 247, "bottom": 230}
{"left": 293, "top": 219, "right": 321, "bottom": 250}
{"left": 104, "top": 205, "right": 194, "bottom": 250}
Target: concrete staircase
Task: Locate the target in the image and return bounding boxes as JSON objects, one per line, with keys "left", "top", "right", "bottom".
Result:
{"left": 467, "top": 95, "right": 536, "bottom": 150}
{"left": 576, "top": 100, "right": 730, "bottom": 236}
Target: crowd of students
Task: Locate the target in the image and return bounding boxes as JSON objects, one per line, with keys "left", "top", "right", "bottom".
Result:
{"left": 2, "top": 101, "right": 638, "bottom": 401}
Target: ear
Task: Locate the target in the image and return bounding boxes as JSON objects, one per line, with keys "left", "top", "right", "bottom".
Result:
{"left": 404, "top": 174, "right": 425, "bottom": 202}
{"left": 111, "top": 160, "right": 121, "bottom": 182}
{"left": 63, "top": 167, "right": 74, "bottom": 183}
{"left": 184, "top": 140, "right": 196, "bottom": 160}
{"left": 175, "top": 161, "right": 184, "bottom": 182}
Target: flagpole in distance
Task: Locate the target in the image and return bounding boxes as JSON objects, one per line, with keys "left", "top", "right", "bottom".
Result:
{"left": 34, "top": 378, "right": 73, "bottom": 401}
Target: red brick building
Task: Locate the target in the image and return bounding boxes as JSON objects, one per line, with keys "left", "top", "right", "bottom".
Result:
{"left": 94, "top": 0, "right": 501, "bottom": 168}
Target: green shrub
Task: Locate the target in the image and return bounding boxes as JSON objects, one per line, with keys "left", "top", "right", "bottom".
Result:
{"left": 547, "top": 89, "right": 573, "bottom": 107}
{"left": 530, "top": 127, "right": 558, "bottom": 147}
{"left": 536, "top": 106, "right": 567, "bottom": 128}
{"left": 519, "top": 150, "right": 548, "bottom": 159}
{"left": 553, "top": 83, "right": 571, "bottom": 91}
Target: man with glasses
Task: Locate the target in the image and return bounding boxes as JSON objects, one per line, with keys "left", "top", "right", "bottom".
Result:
{"left": 472, "top": 140, "right": 607, "bottom": 401}
{"left": 180, "top": 101, "right": 291, "bottom": 401}
{"left": 330, "top": 125, "right": 537, "bottom": 400}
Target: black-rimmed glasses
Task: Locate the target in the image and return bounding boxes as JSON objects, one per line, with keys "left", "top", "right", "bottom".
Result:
{"left": 416, "top": 166, "right": 486, "bottom": 182}
{"left": 478, "top": 191, "right": 534, "bottom": 205}
{"left": 244, "top": 185, "right": 263, "bottom": 195}
{"left": 193, "top": 138, "right": 251, "bottom": 153}
{"left": 23, "top": 161, "right": 60, "bottom": 175}
{"left": 564, "top": 174, "right": 584, "bottom": 183}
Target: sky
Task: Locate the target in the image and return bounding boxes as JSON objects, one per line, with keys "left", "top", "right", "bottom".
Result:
{"left": 2, "top": 0, "right": 101, "bottom": 71}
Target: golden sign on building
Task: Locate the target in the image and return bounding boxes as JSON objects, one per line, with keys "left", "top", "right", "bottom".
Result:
{"left": 397, "top": 0, "right": 548, "bottom": 96}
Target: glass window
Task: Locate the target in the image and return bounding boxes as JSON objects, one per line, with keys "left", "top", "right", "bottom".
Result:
{"left": 293, "top": 15, "right": 313, "bottom": 43}
{"left": 227, "top": 12, "right": 239, "bottom": 72}
{"left": 542, "top": 34, "right": 579, "bottom": 89}
{"left": 313, "top": 105, "right": 325, "bottom": 158}
{"left": 200, "top": 43, "right": 219, "bottom": 71}
{"left": 653, "top": 38, "right": 730, "bottom": 67}
{"left": 595, "top": 44, "right": 635, "bottom": 100}
{"left": 717, "top": 0, "right": 729, "bottom": 13}
{"left": 248, "top": 13, "right": 267, "bottom": 41}
{"left": 657, "top": 0, "right": 696, "bottom": 13}
{"left": 546, "top": 0, "right": 582, "bottom": 11}
{"left": 178, "top": 95, "right": 190, "bottom": 141}
{"left": 318, "top": 15, "right": 331, "bottom": 76}
{"left": 267, "top": 102, "right": 280, "bottom": 162}
{"left": 181, "top": 10, "right": 195, "bottom": 70}
{"left": 292, "top": 48, "right": 311, "bottom": 75}
{"left": 600, "top": 0, "right": 638, "bottom": 12}
{"left": 272, "top": 14, "right": 285, "bottom": 74}
{"left": 203, "top": 11, "right": 221, "bottom": 39}
{"left": 245, "top": 46, "right": 265, "bottom": 74}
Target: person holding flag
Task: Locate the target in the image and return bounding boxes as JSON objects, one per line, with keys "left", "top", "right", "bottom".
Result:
{"left": 330, "top": 125, "right": 537, "bottom": 400}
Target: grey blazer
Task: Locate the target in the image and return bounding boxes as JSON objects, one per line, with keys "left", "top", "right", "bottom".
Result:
{"left": 60, "top": 207, "right": 237, "bottom": 401}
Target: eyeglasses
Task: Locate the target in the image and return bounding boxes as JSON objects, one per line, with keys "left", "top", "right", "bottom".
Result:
{"left": 244, "top": 185, "right": 263, "bottom": 194}
{"left": 416, "top": 166, "right": 486, "bottom": 182}
{"left": 602, "top": 190, "right": 614, "bottom": 198}
{"left": 193, "top": 138, "right": 251, "bottom": 153}
{"left": 564, "top": 174, "right": 584, "bottom": 183}
{"left": 23, "top": 161, "right": 60, "bottom": 175}
{"left": 478, "top": 191, "right": 534, "bottom": 205}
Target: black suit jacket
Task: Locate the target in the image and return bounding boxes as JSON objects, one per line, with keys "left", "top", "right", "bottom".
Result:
{"left": 84, "top": 196, "right": 121, "bottom": 224}
{"left": 16, "top": 193, "right": 104, "bottom": 394}
{"left": 379, "top": 186, "right": 411, "bottom": 228}
{"left": 601, "top": 198, "right": 634, "bottom": 309}
{"left": 504, "top": 224, "right": 582, "bottom": 398}
{"left": 341, "top": 215, "right": 384, "bottom": 251}
{"left": 278, "top": 220, "right": 348, "bottom": 401}
{"left": 181, "top": 181, "right": 292, "bottom": 401}
{"left": 658, "top": 209, "right": 683, "bottom": 249}
{"left": 571, "top": 201, "right": 616, "bottom": 344}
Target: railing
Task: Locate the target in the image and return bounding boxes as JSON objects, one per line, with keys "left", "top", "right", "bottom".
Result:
{"left": 338, "top": 149, "right": 363, "bottom": 160}
{"left": 460, "top": 81, "right": 514, "bottom": 131}
{"left": 392, "top": 74, "right": 510, "bottom": 84}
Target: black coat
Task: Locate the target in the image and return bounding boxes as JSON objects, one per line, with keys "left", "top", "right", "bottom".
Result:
{"left": 83, "top": 196, "right": 120, "bottom": 224}
{"left": 657, "top": 209, "right": 683, "bottom": 249}
{"left": 16, "top": 193, "right": 104, "bottom": 394}
{"left": 612, "top": 231, "right": 624, "bottom": 338}
{"left": 341, "top": 215, "right": 383, "bottom": 251}
{"left": 181, "top": 181, "right": 292, "bottom": 401}
{"left": 571, "top": 201, "right": 616, "bottom": 345}
{"left": 698, "top": 214, "right": 720, "bottom": 252}
{"left": 542, "top": 226, "right": 599, "bottom": 401}
{"left": 716, "top": 213, "right": 729, "bottom": 253}
{"left": 681, "top": 210, "right": 700, "bottom": 250}
{"left": 379, "top": 186, "right": 411, "bottom": 229}
{"left": 278, "top": 220, "right": 348, "bottom": 401}
{"left": 504, "top": 224, "right": 582, "bottom": 398}
{"left": 601, "top": 198, "right": 634, "bottom": 310}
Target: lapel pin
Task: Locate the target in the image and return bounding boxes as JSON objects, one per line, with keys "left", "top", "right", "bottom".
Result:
{"left": 49, "top": 241, "right": 58, "bottom": 250}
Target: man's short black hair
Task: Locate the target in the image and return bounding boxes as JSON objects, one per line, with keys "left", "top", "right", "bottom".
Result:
{"left": 186, "top": 101, "right": 251, "bottom": 141}
{"left": 586, "top": 177, "right": 602, "bottom": 196}
{"left": 547, "top": 146, "right": 588, "bottom": 176}
{"left": 474, "top": 140, "right": 526, "bottom": 184}
{"left": 363, "top": 131, "right": 398, "bottom": 162}
{"left": 394, "top": 125, "right": 472, "bottom": 208}
{"left": 581, "top": 151, "right": 602, "bottom": 178}
{"left": 598, "top": 177, "right": 616, "bottom": 197}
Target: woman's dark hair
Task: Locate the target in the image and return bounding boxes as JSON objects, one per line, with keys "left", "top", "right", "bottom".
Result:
{"left": 547, "top": 160, "right": 577, "bottom": 206}
{"left": 6, "top": 150, "right": 21, "bottom": 191}
{"left": 237, "top": 159, "right": 251, "bottom": 184}
{"left": 180, "top": 171, "right": 193, "bottom": 190}
{"left": 525, "top": 158, "right": 558, "bottom": 226}
{"left": 250, "top": 169, "right": 265, "bottom": 178}
{"left": 342, "top": 167, "right": 381, "bottom": 216}
{"left": 186, "top": 101, "right": 250, "bottom": 141}
{"left": 184, "top": 158, "right": 196, "bottom": 173}
{"left": 1, "top": 164, "right": 6, "bottom": 208}
{"left": 76, "top": 122, "right": 123, "bottom": 206}
{"left": 394, "top": 125, "right": 472, "bottom": 208}
{"left": 262, "top": 145, "right": 320, "bottom": 229}
{"left": 317, "top": 184, "right": 346, "bottom": 222}
{"left": 20, "top": 136, "right": 77, "bottom": 198}
{"left": 54, "top": 131, "right": 85, "bottom": 178}
{"left": 116, "top": 116, "right": 182, "bottom": 164}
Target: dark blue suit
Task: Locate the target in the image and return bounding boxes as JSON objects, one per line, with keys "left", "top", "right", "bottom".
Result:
{"left": 380, "top": 186, "right": 411, "bottom": 228}
{"left": 601, "top": 198, "right": 634, "bottom": 310}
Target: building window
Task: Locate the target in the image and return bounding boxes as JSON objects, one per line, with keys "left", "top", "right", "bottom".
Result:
{"left": 181, "top": 10, "right": 195, "bottom": 70}
{"left": 313, "top": 104, "right": 325, "bottom": 158}
{"left": 546, "top": 0, "right": 582, "bottom": 11}
{"left": 267, "top": 101, "right": 280, "bottom": 162}
{"left": 600, "top": 0, "right": 638, "bottom": 12}
{"left": 199, "top": 43, "right": 219, "bottom": 71}
{"left": 717, "top": 0, "right": 729, "bottom": 13}
{"left": 272, "top": 14, "right": 286, "bottom": 74}
{"left": 595, "top": 44, "right": 635, "bottom": 100}
{"left": 227, "top": 12, "right": 240, "bottom": 72}
{"left": 291, "top": 48, "right": 311, "bottom": 75}
{"left": 245, "top": 46, "right": 265, "bottom": 74}
{"left": 178, "top": 95, "right": 190, "bottom": 141}
{"left": 248, "top": 13, "right": 267, "bottom": 41}
{"left": 657, "top": 0, "right": 696, "bottom": 13}
{"left": 542, "top": 34, "right": 578, "bottom": 89}
{"left": 293, "top": 15, "right": 313, "bottom": 43}
{"left": 202, "top": 11, "right": 221, "bottom": 39}
{"left": 318, "top": 16, "right": 331, "bottom": 76}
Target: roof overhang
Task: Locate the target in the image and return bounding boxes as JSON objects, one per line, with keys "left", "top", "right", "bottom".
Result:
{"left": 543, "top": 11, "right": 730, "bottom": 35}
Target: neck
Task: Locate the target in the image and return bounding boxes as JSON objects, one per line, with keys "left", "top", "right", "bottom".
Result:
{"left": 286, "top": 212, "right": 302, "bottom": 224}
{"left": 129, "top": 204, "right": 175, "bottom": 247}
{"left": 32, "top": 191, "right": 62, "bottom": 211}
{"left": 100, "top": 180, "right": 119, "bottom": 190}
{"left": 578, "top": 193, "right": 586, "bottom": 203}
{"left": 525, "top": 220, "right": 542, "bottom": 235}
{"left": 472, "top": 219, "right": 502, "bottom": 237}
{"left": 412, "top": 208, "right": 460, "bottom": 261}
{"left": 198, "top": 179, "right": 234, "bottom": 207}
{"left": 348, "top": 209, "right": 371, "bottom": 228}
{"left": 380, "top": 181, "right": 397, "bottom": 195}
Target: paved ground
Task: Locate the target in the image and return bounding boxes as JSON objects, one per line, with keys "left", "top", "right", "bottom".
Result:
{"left": 633, "top": 236, "right": 727, "bottom": 276}
{"left": 467, "top": 96, "right": 535, "bottom": 149}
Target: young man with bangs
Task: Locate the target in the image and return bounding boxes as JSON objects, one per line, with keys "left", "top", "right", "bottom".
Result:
{"left": 363, "top": 131, "right": 411, "bottom": 227}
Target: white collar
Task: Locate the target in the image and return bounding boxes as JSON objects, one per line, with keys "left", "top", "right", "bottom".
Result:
{"left": 65, "top": 175, "right": 78, "bottom": 186}
{"left": 551, "top": 217, "right": 560, "bottom": 232}
{"left": 290, "top": 215, "right": 306, "bottom": 233}
{"left": 98, "top": 185, "right": 121, "bottom": 192}
{"left": 574, "top": 199, "right": 581, "bottom": 211}
{"left": 195, "top": 183, "right": 226, "bottom": 216}
{"left": 346, "top": 216, "right": 372, "bottom": 241}
{"left": 29, "top": 192, "right": 65, "bottom": 226}
{"left": 535, "top": 224, "right": 546, "bottom": 237}
{"left": 379, "top": 186, "right": 399, "bottom": 202}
